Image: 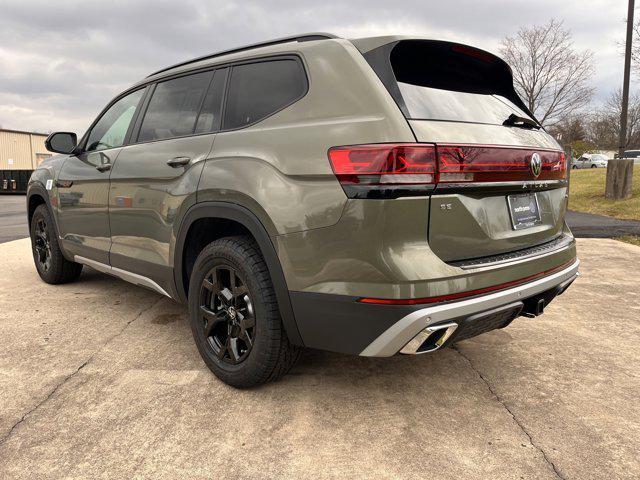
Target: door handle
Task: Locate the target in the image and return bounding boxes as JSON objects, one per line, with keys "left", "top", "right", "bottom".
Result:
{"left": 167, "top": 156, "right": 191, "bottom": 168}
{"left": 96, "top": 163, "right": 112, "bottom": 172}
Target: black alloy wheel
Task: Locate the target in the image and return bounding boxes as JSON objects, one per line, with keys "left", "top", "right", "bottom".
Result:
{"left": 188, "top": 236, "right": 301, "bottom": 387}
{"left": 199, "top": 264, "right": 255, "bottom": 365}
{"left": 29, "top": 204, "right": 83, "bottom": 284}
{"left": 33, "top": 217, "right": 52, "bottom": 273}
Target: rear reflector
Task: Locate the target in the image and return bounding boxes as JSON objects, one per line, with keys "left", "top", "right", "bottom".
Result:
{"left": 357, "top": 260, "right": 575, "bottom": 305}
{"left": 328, "top": 144, "right": 436, "bottom": 185}
{"left": 438, "top": 145, "right": 566, "bottom": 183}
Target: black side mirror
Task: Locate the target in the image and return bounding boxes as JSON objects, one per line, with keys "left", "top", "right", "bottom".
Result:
{"left": 45, "top": 132, "right": 77, "bottom": 154}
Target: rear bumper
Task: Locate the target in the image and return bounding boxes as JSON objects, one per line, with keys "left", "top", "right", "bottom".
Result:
{"left": 291, "top": 259, "right": 579, "bottom": 356}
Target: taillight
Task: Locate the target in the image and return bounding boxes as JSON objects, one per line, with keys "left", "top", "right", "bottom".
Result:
{"left": 328, "top": 144, "right": 436, "bottom": 184}
{"left": 437, "top": 145, "right": 566, "bottom": 183}
{"left": 327, "top": 143, "right": 566, "bottom": 198}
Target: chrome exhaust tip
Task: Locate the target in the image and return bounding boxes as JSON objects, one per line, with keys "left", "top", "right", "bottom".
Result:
{"left": 400, "top": 322, "right": 458, "bottom": 355}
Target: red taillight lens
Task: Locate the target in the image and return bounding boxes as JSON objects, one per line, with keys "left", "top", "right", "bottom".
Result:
{"left": 437, "top": 145, "right": 566, "bottom": 183}
{"left": 327, "top": 144, "right": 566, "bottom": 198}
{"left": 328, "top": 144, "right": 436, "bottom": 185}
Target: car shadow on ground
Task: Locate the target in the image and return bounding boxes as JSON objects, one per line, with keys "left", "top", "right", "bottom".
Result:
{"left": 74, "top": 267, "right": 504, "bottom": 393}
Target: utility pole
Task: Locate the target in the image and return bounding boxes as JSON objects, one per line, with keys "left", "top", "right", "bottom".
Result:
{"left": 606, "top": 0, "right": 636, "bottom": 199}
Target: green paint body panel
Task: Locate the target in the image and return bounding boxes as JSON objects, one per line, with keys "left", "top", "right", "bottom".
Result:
{"left": 56, "top": 149, "right": 121, "bottom": 264}
{"left": 275, "top": 198, "right": 575, "bottom": 298}
{"left": 107, "top": 135, "right": 211, "bottom": 294}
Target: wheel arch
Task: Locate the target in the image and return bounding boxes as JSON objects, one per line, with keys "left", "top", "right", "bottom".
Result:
{"left": 26, "top": 184, "right": 65, "bottom": 248}
{"left": 27, "top": 179, "right": 53, "bottom": 222}
{"left": 174, "top": 201, "right": 304, "bottom": 346}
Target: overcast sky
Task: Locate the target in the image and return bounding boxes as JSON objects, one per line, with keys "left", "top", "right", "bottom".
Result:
{"left": 0, "top": 0, "right": 632, "bottom": 134}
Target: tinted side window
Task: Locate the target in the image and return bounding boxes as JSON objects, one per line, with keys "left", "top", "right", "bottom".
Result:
{"left": 86, "top": 89, "right": 145, "bottom": 152}
{"left": 194, "top": 68, "right": 227, "bottom": 134}
{"left": 138, "top": 71, "right": 212, "bottom": 142}
{"left": 224, "top": 59, "right": 306, "bottom": 130}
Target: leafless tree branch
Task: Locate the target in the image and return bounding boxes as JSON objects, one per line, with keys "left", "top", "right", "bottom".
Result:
{"left": 587, "top": 89, "right": 640, "bottom": 150}
{"left": 499, "top": 19, "right": 595, "bottom": 127}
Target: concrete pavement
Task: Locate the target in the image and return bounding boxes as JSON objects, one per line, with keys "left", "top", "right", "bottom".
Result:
{"left": 0, "top": 238, "right": 639, "bottom": 479}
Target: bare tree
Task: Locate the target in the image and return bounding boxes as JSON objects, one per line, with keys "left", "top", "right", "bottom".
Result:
{"left": 587, "top": 113, "right": 618, "bottom": 150}
{"left": 547, "top": 115, "right": 587, "bottom": 144}
{"left": 631, "top": 21, "right": 640, "bottom": 75}
{"left": 500, "top": 19, "right": 595, "bottom": 127}
{"left": 600, "top": 89, "right": 640, "bottom": 148}
{"left": 580, "top": 90, "right": 640, "bottom": 150}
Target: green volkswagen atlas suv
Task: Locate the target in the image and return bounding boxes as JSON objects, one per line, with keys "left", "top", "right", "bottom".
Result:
{"left": 28, "top": 33, "right": 578, "bottom": 387}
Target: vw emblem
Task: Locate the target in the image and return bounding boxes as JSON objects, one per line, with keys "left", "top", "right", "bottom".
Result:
{"left": 530, "top": 153, "right": 542, "bottom": 178}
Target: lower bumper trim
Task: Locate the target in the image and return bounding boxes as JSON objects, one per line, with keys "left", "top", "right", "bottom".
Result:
{"left": 359, "top": 259, "right": 580, "bottom": 357}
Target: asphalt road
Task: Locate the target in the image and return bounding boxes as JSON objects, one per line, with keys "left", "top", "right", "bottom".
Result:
{"left": 0, "top": 195, "right": 27, "bottom": 243}
{"left": 0, "top": 238, "right": 638, "bottom": 479}
{"left": 565, "top": 209, "right": 640, "bottom": 237}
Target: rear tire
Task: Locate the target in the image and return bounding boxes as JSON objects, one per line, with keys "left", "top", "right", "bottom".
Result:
{"left": 188, "top": 236, "right": 300, "bottom": 388}
{"left": 30, "top": 204, "right": 83, "bottom": 284}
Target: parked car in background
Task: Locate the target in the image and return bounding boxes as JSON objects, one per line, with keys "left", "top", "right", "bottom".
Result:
{"left": 571, "top": 153, "right": 608, "bottom": 169}
{"left": 619, "top": 150, "right": 640, "bottom": 164}
{"left": 27, "top": 33, "right": 578, "bottom": 387}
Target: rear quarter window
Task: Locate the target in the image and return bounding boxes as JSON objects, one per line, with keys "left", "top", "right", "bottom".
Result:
{"left": 223, "top": 59, "right": 307, "bottom": 130}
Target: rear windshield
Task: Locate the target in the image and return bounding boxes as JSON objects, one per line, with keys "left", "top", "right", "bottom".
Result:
{"left": 387, "top": 40, "right": 533, "bottom": 125}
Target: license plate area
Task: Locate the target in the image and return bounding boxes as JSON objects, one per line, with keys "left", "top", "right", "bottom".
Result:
{"left": 507, "top": 193, "right": 542, "bottom": 230}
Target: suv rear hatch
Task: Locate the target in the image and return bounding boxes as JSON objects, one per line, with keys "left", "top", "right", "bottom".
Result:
{"left": 354, "top": 38, "right": 568, "bottom": 262}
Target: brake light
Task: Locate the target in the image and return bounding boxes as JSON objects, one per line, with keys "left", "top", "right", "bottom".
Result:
{"left": 328, "top": 144, "right": 436, "bottom": 185}
{"left": 437, "top": 145, "right": 566, "bottom": 183}
{"left": 450, "top": 44, "right": 496, "bottom": 63}
{"left": 327, "top": 144, "right": 566, "bottom": 198}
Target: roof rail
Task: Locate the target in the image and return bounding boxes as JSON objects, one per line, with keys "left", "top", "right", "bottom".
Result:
{"left": 147, "top": 33, "right": 339, "bottom": 78}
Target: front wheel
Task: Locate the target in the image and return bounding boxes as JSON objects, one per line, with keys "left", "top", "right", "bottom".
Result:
{"left": 30, "top": 204, "right": 83, "bottom": 284}
{"left": 188, "top": 236, "right": 300, "bottom": 388}
{"left": 591, "top": 164, "right": 597, "bottom": 168}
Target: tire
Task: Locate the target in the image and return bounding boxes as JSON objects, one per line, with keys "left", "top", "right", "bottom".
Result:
{"left": 188, "top": 236, "right": 301, "bottom": 388}
{"left": 571, "top": 165, "right": 577, "bottom": 169}
{"left": 591, "top": 165, "right": 597, "bottom": 168}
{"left": 30, "top": 204, "right": 83, "bottom": 284}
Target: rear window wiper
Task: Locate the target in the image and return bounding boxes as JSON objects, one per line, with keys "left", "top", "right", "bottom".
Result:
{"left": 503, "top": 113, "right": 541, "bottom": 130}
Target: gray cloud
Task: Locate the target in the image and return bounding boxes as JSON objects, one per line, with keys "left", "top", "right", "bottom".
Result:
{"left": 0, "top": 0, "right": 629, "bottom": 133}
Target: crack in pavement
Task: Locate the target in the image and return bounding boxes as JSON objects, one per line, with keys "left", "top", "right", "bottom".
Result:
{"left": 0, "top": 297, "right": 164, "bottom": 446}
{"left": 453, "top": 345, "right": 566, "bottom": 480}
